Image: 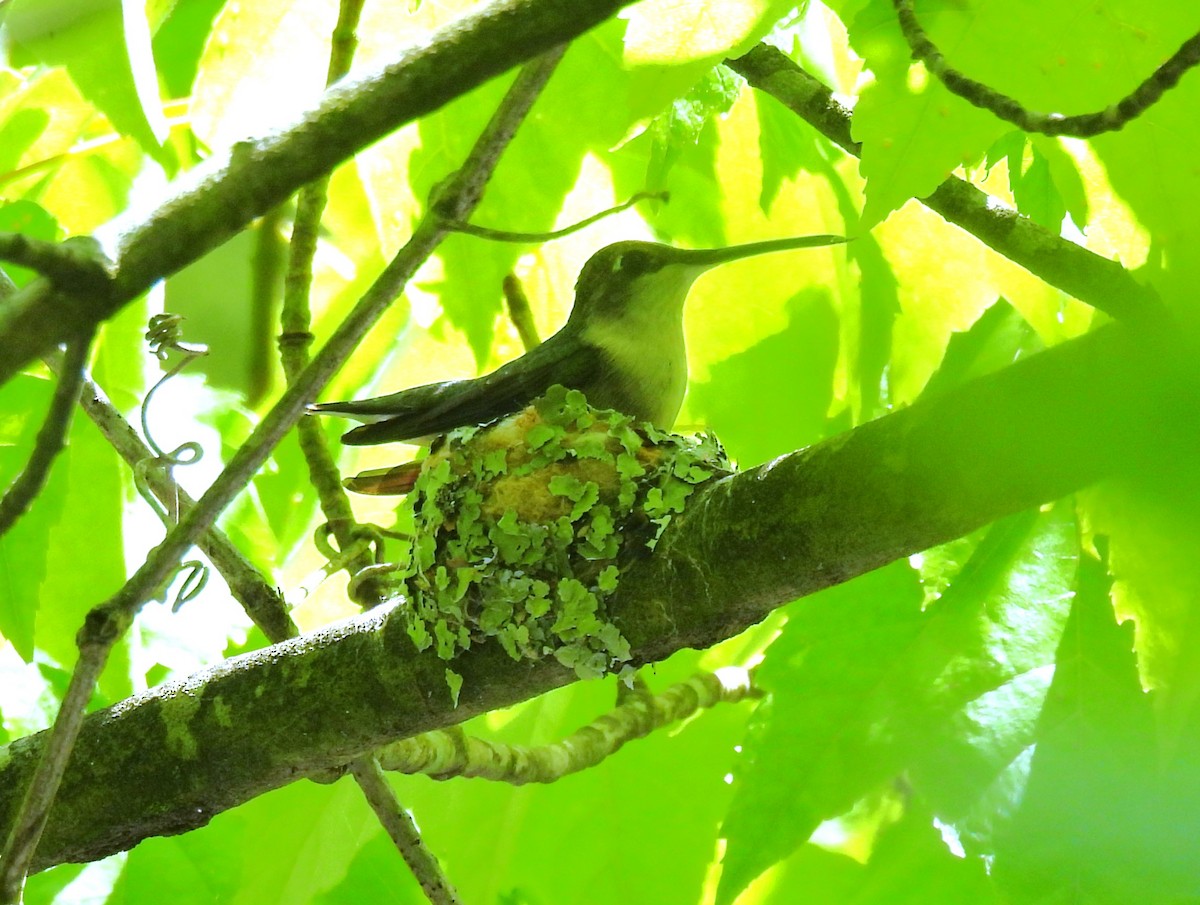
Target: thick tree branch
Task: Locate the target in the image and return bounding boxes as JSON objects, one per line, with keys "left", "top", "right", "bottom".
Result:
{"left": 2, "top": 319, "right": 1196, "bottom": 872}
{"left": 0, "top": 235, "right": 112, "bottom": 296}
{"left": 0, "top": 0, "right": 640, "bottom": 387}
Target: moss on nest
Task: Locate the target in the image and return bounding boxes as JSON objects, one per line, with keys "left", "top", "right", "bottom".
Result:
{"left": 397, "top": 385, "right": 731, "bottom": 697}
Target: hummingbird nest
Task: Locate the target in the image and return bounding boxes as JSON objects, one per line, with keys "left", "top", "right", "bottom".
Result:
{"left": 396, "top": 385, "right": 731, "bottom": 698}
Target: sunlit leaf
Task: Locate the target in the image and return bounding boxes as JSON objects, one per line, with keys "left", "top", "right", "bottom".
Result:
{"left": 717, "top": 561, "right": 926, "bottom": 904}
{"left": 848, "top": 3, "right": 1007, "bottom": 230}
{"left": 718, "top": 504, "right": 1076, "bottom": 902}
{"left": 4, "top": 0, "right": 171, "bottom": 166}
{"left": 111, "top": 780, "right": 372, "bottom": 904}
{"left": 990, "top": 550, "right": 1188, "bottom": 903}
{"left": 689, "top": 288, "right": 838, "bottom": 465}
{"left": 1081, "top": 460, "right": 1200, "bottom": 750}
{"left": 0, "top": 372, "right": 59, "bottom": 660}
{"left": 151, "top": 0, "right": 227, "bottom": 99}
{"left": 623, "top": 0, "right": 797, "bottom": 67}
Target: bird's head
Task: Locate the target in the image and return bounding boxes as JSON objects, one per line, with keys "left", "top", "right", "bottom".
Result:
{"left": 568, "top": 234, "right": 847, "bottom": 325}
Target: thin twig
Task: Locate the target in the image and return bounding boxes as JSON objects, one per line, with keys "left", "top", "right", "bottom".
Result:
{"left": 502, "top": 274, "right": 541, "bottom": 351}
{"left": 52, "top": 356, "right": 299, "bottom": 641}
{"left": 0, "top": 332, "right": 92, "bottom": 539}
{"left": 377, "top": 668, "right": 757, "bottom": 783}
{"left": 280, "top": 4, "right": 461, "bottom": 895}
{"left": 725, "top": 44, "right": 1165, "bottom": 324}
{"left": 894, "top": 0, "right": 1200, "bottom": 137}
{"left": 0, "top": 643, "right": 105, "bottom": 903}
{"left": 431, "top": 46, "right": 569, "bottom": 224}
{"left": 442, "top": 191, "right": 668, "bottom": 242}
{"left": 248, "top": 207, "right": 288, "bottom": 406}
{"left": 279, "top": 0, "right": 382, "bottom": 607}
{"left": 0, "top": 42, "right": 567, "bottom": 898}
{"left": 348, "top": 759, "right": 462, "bottom": 905}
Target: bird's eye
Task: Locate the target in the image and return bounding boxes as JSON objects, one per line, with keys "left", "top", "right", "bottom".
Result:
{"left": 613, "top": 250, "right": 651, "bottom": 274}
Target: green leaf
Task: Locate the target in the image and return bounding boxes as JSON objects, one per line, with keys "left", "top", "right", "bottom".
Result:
{"left": 408, "top": 37, "right": 614, "bottom": 364}
{"left": 624, "top": 0, "right": 798, "bottom": 68}
{"left": 111, "top": 779, "right": 373, "bottom": 904}
{"left": 1030, "top": 135, "right": 1088, "bottom": 228}
{"left": 748, "top": 842, "right": 863, "bottom": 904}
{"left": 1080, "top": 457, "right": 1200, "bottom": 754}
{"left": 988, "top": 136, "right": 1073, "bottom": 233}
{"left": 189, "top": 0, "right": 336, "bottom": 149}
{"left": 0, "top": 372, "right": 59, "bottom": 660}
{"left": 849, "top": 2, "right": 1008, "bottom": 230}
{"left": 848, "top": 233, "right": 903, "bottom": 420}
{"left": 717, "top": 560, "right": 926, "bottom": 904}
{"left": 991, "top": 549, "right": 1187, "bottom": 903}
{"left": 163, "top": 230, "right": 261, "bottom": 399}
{"left": 597, "top": 565, "right": 619, "bottom": 593}
{"left": 445, "top": 668, "right": 463, "bottom": 708}
{"left": 548, "top": 474, "right": 600, "bottom": 519}
{"left": 1017, "top": 151, "right": 1064, "bottom": 231}
{"left": 0, "top": 201, "right": 60, "bottom": 286}
{"left": 755, "top": 89, "right": 827, "bottom": 214}
{"left": 918, "top": 299, "right": 1043, "bottom": 401}
{"left": 645, "top": 65, "right": 743, "bottom": 191}
{"left": 35, "top": 392, "right": 132, "bottom": 699}
{"left": 551, "top": 578, "right": 597, "bottom": 637}
{"left": 1090, "top": 76, "right": 1200, "bottom": 305}
{"left": 151, "top": 0, "right": 227, "bottom": 99}
{"left": 629, "top": 97, "right": 728, "bottom": 248}
{"left": 0, "top": 200, "right": 58, "bottom": 278}
{"left": 314, "top": 830, "right": 427, "bottom": 904}
{"left": 718, "top": 504, "right": 1077, "bottom": 903}
{"left": 854, "top": 803, "right": 1000, "bottom": 904}
{"left": 5, "top": 0, "right": 171, "bottom": 166}
{"left": 0, "top": 92, "right": 50, "bottom": 179}
{"left": 904, "top": 505, "right": 1079, "bottom": 839}
{"left": 689, "top": 289, "right": 839, "bottom": 465}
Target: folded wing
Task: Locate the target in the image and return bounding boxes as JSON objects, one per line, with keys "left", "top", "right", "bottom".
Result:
{"left": 311, "top": 334, "right": 607, "bottom": 445}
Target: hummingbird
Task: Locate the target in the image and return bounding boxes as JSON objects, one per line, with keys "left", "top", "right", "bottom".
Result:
{"left": 311, "top": 234, "right": 845, "bottom": 448}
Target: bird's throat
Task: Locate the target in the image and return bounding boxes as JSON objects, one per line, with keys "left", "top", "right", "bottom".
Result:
{"left": 580, "top": 317, "right": 688, "bottom": 429}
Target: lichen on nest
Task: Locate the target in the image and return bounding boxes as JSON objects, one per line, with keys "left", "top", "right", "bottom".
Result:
{"left": 395, "top": 385, "right": 731, "bottom": 697}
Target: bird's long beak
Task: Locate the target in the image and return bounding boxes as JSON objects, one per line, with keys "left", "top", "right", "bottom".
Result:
{"left": 666, "top": 233, "right": 848, "bottom": 271}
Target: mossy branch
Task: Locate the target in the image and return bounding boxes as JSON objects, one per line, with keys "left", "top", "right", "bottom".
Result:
{"left": 2, "top": 318, "right": 1197, "bottom": 873}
